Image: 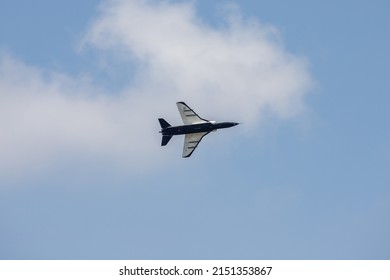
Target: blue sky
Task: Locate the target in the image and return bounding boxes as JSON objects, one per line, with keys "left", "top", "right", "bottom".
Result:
{"left": 0, "top": 0, "right": 389, "bottom": 259}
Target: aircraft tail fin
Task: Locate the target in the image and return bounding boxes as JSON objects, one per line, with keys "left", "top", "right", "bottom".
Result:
{"left": 161, "top": 135, "right": 173, "bottom": 146}
{"left": 158, "top": 118, "right": 171, "bottom": 129}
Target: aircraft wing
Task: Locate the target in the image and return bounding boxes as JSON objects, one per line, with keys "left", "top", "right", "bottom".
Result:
{"left": 177, "top": 102, "right": 208, "bottom": 125}
{"left": 183, "top": 132, "right": 210, "bottom": 158}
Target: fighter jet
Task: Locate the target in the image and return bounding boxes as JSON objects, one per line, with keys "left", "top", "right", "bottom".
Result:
{"left": 158, "top": 102, "right": 239, "bottom": 157}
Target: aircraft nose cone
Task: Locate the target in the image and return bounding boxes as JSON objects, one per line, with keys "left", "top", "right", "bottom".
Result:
{"left": 228, "top": 122, "right": 240, "bottom": 128}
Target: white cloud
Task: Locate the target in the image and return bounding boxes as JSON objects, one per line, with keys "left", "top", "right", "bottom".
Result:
{"left": 82, "top": 0, "right": 312, "bottom": 121}
{"left": 0, "top": 0, "right": 312, "bottom": 179}
{"left": 0, "top": 55, "right": 155, "bottom": 178}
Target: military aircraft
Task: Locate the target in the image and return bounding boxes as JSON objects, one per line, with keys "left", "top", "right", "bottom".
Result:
{"left": 158, "top": 102, "right": 239, "bottom": 157}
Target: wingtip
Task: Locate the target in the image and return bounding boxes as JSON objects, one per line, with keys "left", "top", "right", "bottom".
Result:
{"left": 182, "top": 152, "right": 192, "bottom": 158}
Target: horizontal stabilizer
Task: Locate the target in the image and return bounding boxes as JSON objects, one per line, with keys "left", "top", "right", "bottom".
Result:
{"left": 158, "top": 118, "right": 171, "bottom": 129}
{"left": 161, "top": 135, "right": 172, "bottom": 146}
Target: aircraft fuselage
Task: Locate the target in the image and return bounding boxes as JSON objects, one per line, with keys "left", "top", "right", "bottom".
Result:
{"left": 160, "top": 122, "right": 238, "bottom": 136}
